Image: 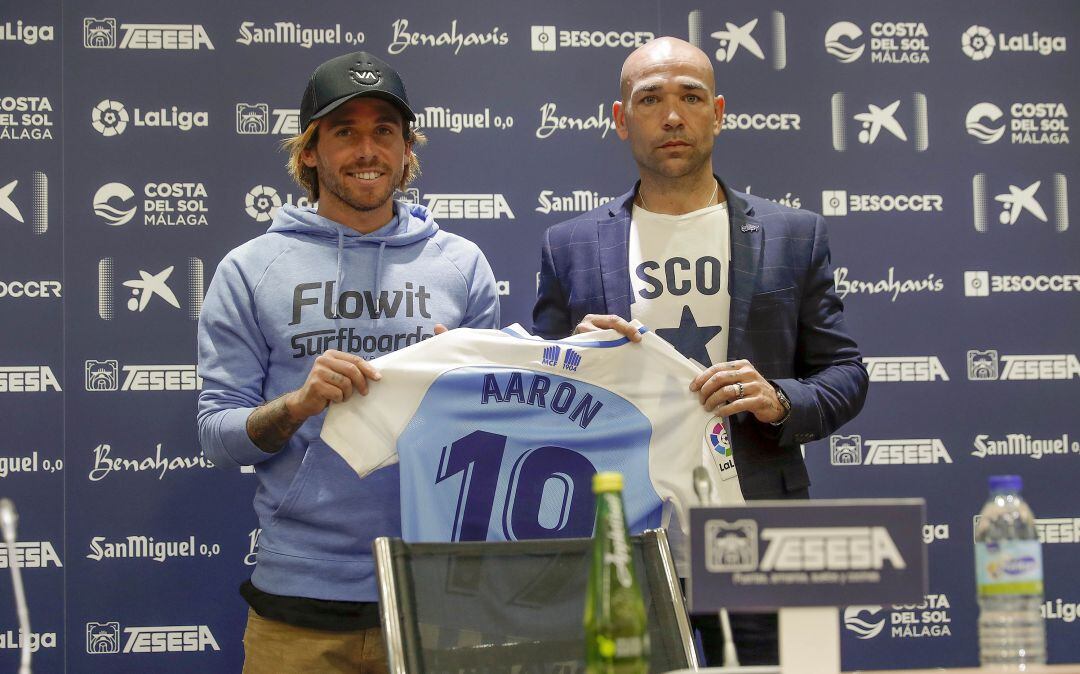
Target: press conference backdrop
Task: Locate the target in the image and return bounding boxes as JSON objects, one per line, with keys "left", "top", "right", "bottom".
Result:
{"left": 0, "top": 0, "right": 1076, "bottom": 670}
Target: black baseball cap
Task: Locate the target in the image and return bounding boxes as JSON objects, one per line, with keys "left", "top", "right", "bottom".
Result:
{"left": 299, "top": 51, "right": 416, "bottom": 131}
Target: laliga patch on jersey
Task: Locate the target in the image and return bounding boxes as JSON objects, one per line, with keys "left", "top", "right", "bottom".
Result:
{"left": 705, "top": 417, "right": 738, "bottom": 481}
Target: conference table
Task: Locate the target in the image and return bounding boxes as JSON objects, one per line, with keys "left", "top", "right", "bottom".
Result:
{"left": 665, "top": 666, "right": 1080, "bottom": 674}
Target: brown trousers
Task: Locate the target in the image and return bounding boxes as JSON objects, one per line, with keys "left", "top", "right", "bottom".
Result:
{"left": 242, "top": 608, "right": 389, "bottom": 674}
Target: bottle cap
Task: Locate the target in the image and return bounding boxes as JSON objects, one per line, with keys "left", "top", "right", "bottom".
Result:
{"left": 593, "top": 472, "right": 623, "bottom": 493}
{"left": 989, "top": 474, "right": 1022, "bottom": 492}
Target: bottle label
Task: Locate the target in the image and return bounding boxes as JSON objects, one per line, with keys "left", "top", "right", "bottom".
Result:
{"left": 975, "top": 540, "right": 1044, "bottom": 596}
{"left": 602, "top": 493, "right": 633, "bottom": 588}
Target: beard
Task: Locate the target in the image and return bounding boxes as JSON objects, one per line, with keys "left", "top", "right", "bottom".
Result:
{"left": 317, "top": 158, "right": 403, "bottom": 213}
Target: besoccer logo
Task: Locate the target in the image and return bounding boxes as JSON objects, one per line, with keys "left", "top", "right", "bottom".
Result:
{"left": 83, "top": 18, "right": 116, "bottom": 48}
{"left": 843, "top": 606, "right": 886, "bottom": 639}
{"left": 824, "top": 21, "right": 864, "bottom": 63}
{"left": 687, "top": 10, "right": 786, "bottom": 70}
{"left": 962, "top": 25, "right": 995, "bottom": 61}
{"left": 245, "top": 185, "right": 281, "bottom": 222}
{"left": 968, "top": 349, "right": 999, "bottom": 380}
{"left": 91, "top": 99, "right": 128, "bottom": 136}
{"left": 86, "top": 622, "right": 120, "bottom": 653}
{"left": 966, "top": 103, "right": 1005, "bottom": 144}
{"left": 704, "top": 519, "right": 757, "bottom": 572}
{"left": 972, "top": 173, "right": 1068, "bottom": 233}
{"left": 92, "top": 182, "right": 136, "bottom": 225}
{"left": 235, "top": 103, "right": 269, "bottom": 134}
{"left": 85, "top": 360, "right": 119, "bottom": 391}
{"left": 964, "top": 271, "right": 990, "bottom": 297}
{"left": 830, "top": 435, "right": 862, "bottom": 465}
{"left": 531, "top": 25, "right": 555, "bottom": 51}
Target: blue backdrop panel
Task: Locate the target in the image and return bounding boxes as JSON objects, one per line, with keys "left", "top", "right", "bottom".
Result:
{"left": 0, "top": 0, "right": 1075, "bottom": 670}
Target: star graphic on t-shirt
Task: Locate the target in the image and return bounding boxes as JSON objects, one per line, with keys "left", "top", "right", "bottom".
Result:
{"left": 654, "top": 305, "right": 722, "bottom": 365}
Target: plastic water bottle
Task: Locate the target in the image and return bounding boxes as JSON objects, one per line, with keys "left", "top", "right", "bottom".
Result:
{"left": 974, "top": 475, "right": 1046, "bottom": 665}
{"left": 584, "top": 472, "right": 649, "bottom": 674}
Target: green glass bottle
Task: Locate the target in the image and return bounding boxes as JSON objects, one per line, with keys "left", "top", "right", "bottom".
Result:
{"left": 584, "top": 472, "right": 650, "bottom": 674}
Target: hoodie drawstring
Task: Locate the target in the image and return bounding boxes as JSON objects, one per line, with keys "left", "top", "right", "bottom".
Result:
{"left": 335, "top": 229, "right": 344, "bottom": 332}
{"left": 373, "top": 241, "right": 387, "bottom": 328}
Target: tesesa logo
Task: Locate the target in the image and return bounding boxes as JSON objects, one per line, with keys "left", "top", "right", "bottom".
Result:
{"left": 687, "top": 10, "right": 787, "bottom": 70}
{"left": 706, "top": 519, "right": 906, "bottom": 573}
{"left": 864, "top": 356, "right": 949, "bottom": 382}
{"left": 97, "top": 257, "right": 204, "bottom": 321}
{"left": 972, "top": 173, "right": 1068, "bottom": 233}
{"left": 825, "top": 20, "right": 930, "bottom": 64}
{"left": 0, "top": 172, "right": 48, "bottom": 233}
{"left": 235, "top": 103, "right": 300, "bottom": 136}
{"left": 398, "top": 189, "right": 514, "bottom": 220}
{"left": 0, "top": 542, "right": 63, "bottom": 568}
{"left": 966, "top": 349, "right": 1080, "bottom": 381}
{"left": 831, "top": 92, "right": 928, "bottom": 152}
{"left": 83, "top": 17, "right": 214, "bottom": 50}
{"left": 86, "top": 622, "right": 220, "bottom": 654}
{"left": 829, "top": 434, "right": 952, "bottom": 466}
{"left": 85, "top": 360, "right": 202, "bottom": 392}
{"left": 0, "top": 366, "right": 62, "bottom": 393}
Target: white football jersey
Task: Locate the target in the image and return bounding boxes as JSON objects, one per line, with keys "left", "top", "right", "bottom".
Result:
{"left": 321, "top": 323, "right": 743, "bottom": 563}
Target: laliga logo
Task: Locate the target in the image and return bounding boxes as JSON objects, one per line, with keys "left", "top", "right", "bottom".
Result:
{"left": 246, "top": 185, "right": 282, "bottom": 222}
{"left": 92, "top": 182, "right": 136, "bottom": 225}
{"left": 91, "top": 99, "right": 127, "bottom": 136}
{"left": 843, "top": 606, "right": 885, "bottom": 639}
{"left": 966, "top": 102, "right": 1005, "bottom": 144}
{"left": 824, "top": 21, "right": 864, "bottom": 62}
{"left": 962, "top": 25, "right": 994, "bottom": 60}
{"left": 687, "top": 10, "right": 786, "bottom": 70}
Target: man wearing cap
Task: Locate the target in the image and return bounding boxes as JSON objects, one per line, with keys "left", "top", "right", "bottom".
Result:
{"left": 532, "top": 37, "right": 867, "bottom": 664}
{"left": 197, "top": 52, "right": 500, "bottom": 672}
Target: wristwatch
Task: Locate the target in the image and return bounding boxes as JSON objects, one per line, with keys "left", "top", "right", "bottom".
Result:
{"left": 769, "top": 382, "right": 791, "bottom": 427}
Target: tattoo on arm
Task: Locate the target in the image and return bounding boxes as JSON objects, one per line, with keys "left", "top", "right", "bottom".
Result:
{"left": 246, "top": 395, "right": 304, "bottom": 454}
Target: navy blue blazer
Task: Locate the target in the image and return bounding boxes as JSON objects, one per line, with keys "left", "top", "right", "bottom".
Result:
{"left": 532, "top": 180, "right": 868, "bottom": 498}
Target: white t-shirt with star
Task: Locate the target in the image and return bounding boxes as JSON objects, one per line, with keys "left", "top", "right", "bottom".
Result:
{"left": 628, "top": 201, "right": 731, "bottom": 366}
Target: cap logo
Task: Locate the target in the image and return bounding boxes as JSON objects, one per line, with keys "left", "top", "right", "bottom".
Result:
{"left": 350, "top": 62, "right": 381, "bottom": 87}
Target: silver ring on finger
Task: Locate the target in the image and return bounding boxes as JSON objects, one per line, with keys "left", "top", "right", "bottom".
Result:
{"left": 735, "top": 382, "right": 745, "bottom": 400}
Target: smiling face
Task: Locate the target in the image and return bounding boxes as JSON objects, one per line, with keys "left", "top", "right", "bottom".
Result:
{"left": 302, "top": 97, "right": 412, "bottom": 229}
{"left": 614, "top": 38, "right": 724, "bottom": 183}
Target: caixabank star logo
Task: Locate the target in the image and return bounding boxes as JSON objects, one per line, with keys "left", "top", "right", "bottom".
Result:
{"left": 831, "top": 92, "right": 928, "bottom": 152}
{"left": 0, "top": 171, "right": 48, "bottom": 234}
{"left": 688, "top": 10, "right": 787, "bottom": 70}
{"left": 97, "top": 257, "right": 204, "bottom": 321}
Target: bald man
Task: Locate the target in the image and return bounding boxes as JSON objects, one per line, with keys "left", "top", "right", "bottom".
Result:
{"left": 532, "top": 38, "right": 868, "bottom": 665}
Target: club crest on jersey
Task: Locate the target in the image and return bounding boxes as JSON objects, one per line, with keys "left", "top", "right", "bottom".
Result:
{"left": 705, "top": 417, "right": 738, "bottom": 480}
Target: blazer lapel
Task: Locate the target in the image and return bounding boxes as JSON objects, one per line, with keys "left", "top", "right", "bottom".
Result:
{"left": 598, "top": 188, "right": 636, "bottom": 320}
{"left": 724, "top": 182, "right": 763, "bottom": 360}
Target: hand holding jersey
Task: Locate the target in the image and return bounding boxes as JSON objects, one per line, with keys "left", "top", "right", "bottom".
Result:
{"left": 575, "top": 315, "right": 787, "bottom": 424}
